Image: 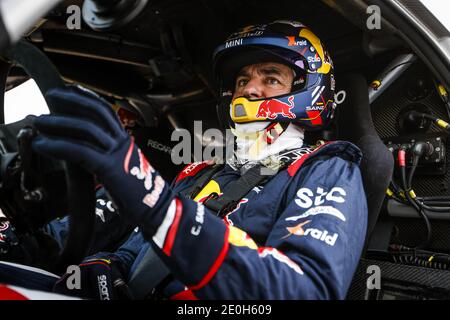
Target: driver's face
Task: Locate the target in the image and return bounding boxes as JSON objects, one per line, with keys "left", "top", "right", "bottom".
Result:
{"left": 232, "top": 62, "right": 293, "bottom": 100}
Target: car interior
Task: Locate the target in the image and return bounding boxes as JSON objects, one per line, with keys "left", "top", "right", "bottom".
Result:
{"left": 1, "top": 0, "right": 450, "bottom": 299}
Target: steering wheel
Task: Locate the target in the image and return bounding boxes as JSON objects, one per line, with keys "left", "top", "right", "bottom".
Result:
{"left": 1, "top": 40, "right": 96, "bottom": 273}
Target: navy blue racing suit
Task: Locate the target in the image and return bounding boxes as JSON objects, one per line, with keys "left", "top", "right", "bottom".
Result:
{"left": 96, "top": 141, "right": 367, "bottom": 300}
{"left": 44, "top": 187, "right": 134, "bottom": 256}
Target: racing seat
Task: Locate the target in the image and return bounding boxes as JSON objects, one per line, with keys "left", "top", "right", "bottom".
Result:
{"left": 334, "top": 73, "right": 394, "bottom": 246}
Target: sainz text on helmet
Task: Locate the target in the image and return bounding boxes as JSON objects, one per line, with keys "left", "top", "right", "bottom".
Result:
{"left": 213, "top": 20, "right": 336, "bottom": 131}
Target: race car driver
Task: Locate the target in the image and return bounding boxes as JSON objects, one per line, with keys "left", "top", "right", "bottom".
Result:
{"left": 31, "top": 20, "right": 368, "bottom": 300}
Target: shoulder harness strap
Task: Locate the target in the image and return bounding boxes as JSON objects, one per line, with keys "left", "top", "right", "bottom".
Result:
{"left": 180, "top": 163, "right": 224, "bottom": 199}
{"left": 203, "top": 141, "right": 331, "bottom": 217}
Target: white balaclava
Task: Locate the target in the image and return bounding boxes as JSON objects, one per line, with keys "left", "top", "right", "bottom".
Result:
{"left": 229, "top": 121, "right": 305, "bottom": 172}
{"left": 226, "top": 66, "right": 305, "bottom": 171}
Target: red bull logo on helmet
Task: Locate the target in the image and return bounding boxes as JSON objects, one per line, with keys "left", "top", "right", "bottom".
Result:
{"left": 255, "top": 96, "right": 296, "bottom": 120}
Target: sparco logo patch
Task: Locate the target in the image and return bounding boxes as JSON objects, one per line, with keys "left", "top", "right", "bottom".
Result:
{"left": 97, "top": 275, "right": 110, "bottom": 300}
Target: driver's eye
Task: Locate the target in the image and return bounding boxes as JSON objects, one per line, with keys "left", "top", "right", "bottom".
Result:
{"left": 236, "top": 78, "right": 249, "bottom": 87}
{"left": 266, "top": 78, "right": 281, "bottom": 85}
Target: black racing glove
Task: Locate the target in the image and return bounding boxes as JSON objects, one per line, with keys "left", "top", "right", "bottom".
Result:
{"left": 0, "top": 218, "right": 19, "bottom": 255}
{"left": 32, "top": 86, "right": 173, "bottom": 233}
{"left": 53, "top": 254, "right": 132, "bottom": 300}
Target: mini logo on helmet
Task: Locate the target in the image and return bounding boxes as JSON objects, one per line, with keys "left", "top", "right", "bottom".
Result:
{"left": 225, "top": 38, "right": 243, "bottom": 48}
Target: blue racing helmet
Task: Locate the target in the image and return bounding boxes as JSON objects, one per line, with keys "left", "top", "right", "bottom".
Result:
{"left": 213, "top": 20, "right": 336, "bottom": 131}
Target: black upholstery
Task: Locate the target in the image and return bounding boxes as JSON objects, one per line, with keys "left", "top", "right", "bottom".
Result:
{"left": 335, "top": 74, "right": 394, "bottom": 245}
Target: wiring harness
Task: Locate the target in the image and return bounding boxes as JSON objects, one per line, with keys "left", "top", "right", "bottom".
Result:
{"left": 386, "top": 83, "right": 450, "bottom": 249}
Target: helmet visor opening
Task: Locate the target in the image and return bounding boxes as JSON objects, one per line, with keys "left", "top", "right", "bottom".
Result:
{"left": 215, "top": 46, "right": 307, "bottom": 92}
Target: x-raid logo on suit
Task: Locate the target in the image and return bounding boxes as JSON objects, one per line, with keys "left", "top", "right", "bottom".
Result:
{"left": 284, "top": 187, "right": 347, "bottom": 246}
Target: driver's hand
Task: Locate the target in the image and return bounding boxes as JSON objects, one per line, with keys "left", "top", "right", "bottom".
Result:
{"left": 0, "top": 217, "right": 19, "bottom": 255}
{"left": 53, "top": 255, "right": 129, "bottom": 300}
{"left": 31, "top": 85, "right": 174, "bottom": 231}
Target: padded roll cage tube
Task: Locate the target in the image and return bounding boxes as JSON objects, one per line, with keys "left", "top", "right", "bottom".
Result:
{"left": 368, "top": 53, "right": 417, "bottom": 105}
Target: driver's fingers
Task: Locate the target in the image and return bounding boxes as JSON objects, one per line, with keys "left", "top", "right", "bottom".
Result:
{"left": 32, "top": 135, "right": 103, "bottom": 174}
{"left": 34, "top": 115, "right": 117, "bottom": 151}
{"left": 45, "top": 86, "right": 126, "bottom": 139}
